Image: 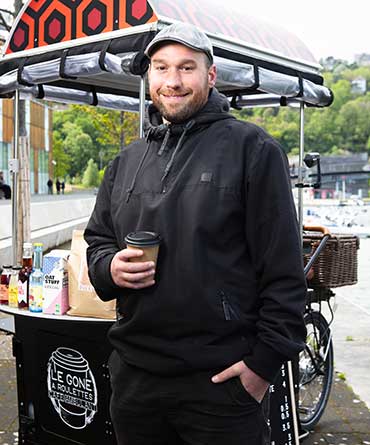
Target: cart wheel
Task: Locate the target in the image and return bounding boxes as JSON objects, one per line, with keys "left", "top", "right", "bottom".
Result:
{"left": 298, "top": 310, "right": 334, "bottom": 430}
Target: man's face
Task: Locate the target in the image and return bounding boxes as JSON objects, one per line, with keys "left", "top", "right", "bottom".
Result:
{"left": 148, "top": 43, "right": 216, "bottom": 124}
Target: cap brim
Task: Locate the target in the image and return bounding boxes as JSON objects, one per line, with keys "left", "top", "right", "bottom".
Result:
{"left": 145, "top": 37, "right": 213, "bottom": 63}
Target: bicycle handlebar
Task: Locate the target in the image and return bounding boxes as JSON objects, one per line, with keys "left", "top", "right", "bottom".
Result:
{"left": 303, "top": 225, "right": 331, "bottom": 278}
{"left": 303, "top": 225, "right": 331, "bottom": 236}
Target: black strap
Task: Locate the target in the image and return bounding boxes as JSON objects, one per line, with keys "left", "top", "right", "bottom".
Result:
{"left": 98, "top": 40, "right": 112, "bottom": 72}
{"left": 36, "top": 84, "right": 45, "bottom": 99}
{"left": 129, "top": 52, "right": 150, "bottom": 75}
{"left": 59, "top": 49, "right": 77, "bottom": 79}
{"left": 90, "top": 86, "right": 98, "bottom": 106}
{"left": 297, "top": 75, "right": 304, "bottom": 98}
{"left": 17, "top": 58, "right": 33, "bottom": 86}
{"left": 252, "top": 64, "right": 260, "bottom": 90}
{"left": 231, "top": 94, "right": 242, "bottom": 110}
{"left": 280, "top": 96, "right": 287, "bottom": 106}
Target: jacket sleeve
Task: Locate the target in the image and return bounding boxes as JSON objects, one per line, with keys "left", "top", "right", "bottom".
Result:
{"left": 84, "top": 158, "right": 124, "bottom": 301}
{"left": 242, "top": 135, "right": 307, "bottom": 383}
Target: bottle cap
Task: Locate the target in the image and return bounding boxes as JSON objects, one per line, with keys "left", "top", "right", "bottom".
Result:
{"left": 33, "top": 243, "right": 43, "bottom": 247}
{"left": 23, "top": 242, "right": 32, "bottom": 248}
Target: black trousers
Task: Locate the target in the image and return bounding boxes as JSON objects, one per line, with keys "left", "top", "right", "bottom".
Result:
{"left": 109, "top": 352, "right": 270, "bottom": 445}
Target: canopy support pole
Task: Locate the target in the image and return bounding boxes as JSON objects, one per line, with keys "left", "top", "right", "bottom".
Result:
{"left": 139, "top": 76, "right": 146, "bottom": 138}
{"left": 298, "top": 102, "right": 305, "bottom": 238}
{"left": 11, "top": 89, "right": 20, "bottom": 265}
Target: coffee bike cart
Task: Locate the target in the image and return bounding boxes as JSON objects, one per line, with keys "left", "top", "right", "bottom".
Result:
{"left": 0, "top": 0, "right": 334, "bottom": 443}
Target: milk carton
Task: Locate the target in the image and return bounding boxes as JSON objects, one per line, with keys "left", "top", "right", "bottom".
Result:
{"left": 42, "top": 250, "right": 70, "bottom": 315}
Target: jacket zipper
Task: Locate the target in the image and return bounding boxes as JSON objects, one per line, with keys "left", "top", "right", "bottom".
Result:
{"left": 221, "top": 292, "right": 231, "bottom": 320}
{"left": 220, "top": 291, "right": 241, "bottom": 321}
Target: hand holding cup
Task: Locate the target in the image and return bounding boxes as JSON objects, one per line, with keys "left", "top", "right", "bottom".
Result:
{"left": 110, "top": 232, "right": 160, "bottom": 289}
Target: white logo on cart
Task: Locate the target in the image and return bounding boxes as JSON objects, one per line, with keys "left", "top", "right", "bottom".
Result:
{"left": 47, "top": 347, "right": 98, "bottom": 429}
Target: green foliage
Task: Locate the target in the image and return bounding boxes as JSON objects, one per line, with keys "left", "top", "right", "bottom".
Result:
{"left": 52, "top": 131, "right": 71, "bottom": 178}
{"left": 336, "top": 93, "right": 370, "bottom": 152}
{"left": 98, "top": 168, "right": 105, "bottom": 184}
{"left": 82, "top": 159, "right": 100, "bottom": 188}
{"left": 53, "top": 105, "right": 140, "bottom": 180}
{"left": 235, "top": 59, "right": 370, "bottom": 156}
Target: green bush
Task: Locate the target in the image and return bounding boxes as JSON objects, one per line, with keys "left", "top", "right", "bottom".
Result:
{"left": 82, "top": 159, "right": 100, "bottom": 188}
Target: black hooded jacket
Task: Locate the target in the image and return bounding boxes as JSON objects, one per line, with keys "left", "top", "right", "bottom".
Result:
{"left": 84, "top": 88, "right": 306, "bottom": 382}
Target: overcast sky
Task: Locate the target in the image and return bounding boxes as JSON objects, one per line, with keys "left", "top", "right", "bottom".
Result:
{"left": 2, "top": 0, "right": 369, "bottom": 62}
{"left": 232, "top": 0, "right": 370, "bottom": 61}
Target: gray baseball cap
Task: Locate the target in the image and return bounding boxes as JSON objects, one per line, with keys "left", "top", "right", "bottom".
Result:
{"left": 145, "top": 22, "right": 214, "bottom": 63}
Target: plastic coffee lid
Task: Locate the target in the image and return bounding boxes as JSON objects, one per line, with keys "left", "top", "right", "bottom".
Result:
{"left": 125, "top": 231, "right": 161, "bottom": 247}
{"left": 12, "top": 266, "right": 22, "bottom": 270}
{"left": 2, "top": 265, "right": 12, "bottom": 269}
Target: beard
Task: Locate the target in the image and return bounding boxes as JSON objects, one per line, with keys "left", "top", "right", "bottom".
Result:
{"left": 150, "top": 82, "right": 210, "bottom": 124}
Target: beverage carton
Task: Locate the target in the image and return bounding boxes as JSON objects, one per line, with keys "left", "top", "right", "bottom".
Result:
{"left": 42, "top": 250, "right": 70, "bottom": 315}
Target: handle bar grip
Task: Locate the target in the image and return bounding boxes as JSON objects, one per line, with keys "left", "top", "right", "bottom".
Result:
{"left": 303, "top": 225, "right": 331, "bottom": 236}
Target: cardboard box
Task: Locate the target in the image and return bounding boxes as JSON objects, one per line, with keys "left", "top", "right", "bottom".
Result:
{"left": 42, "top": 250, "right": 70, "bottom": 315}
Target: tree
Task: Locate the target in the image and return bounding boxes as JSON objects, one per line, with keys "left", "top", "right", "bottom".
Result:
{"left": 304, "top": 108, "right": 339, "bottom": 154}
{"left": 52, "top": 131, "right": 71, "bottom": 178}
{"left": 63, "top": 122, "right": 94, "bottom": 177}
{"left": 336, "top": 94, "right": 370, "bottom": 152}
{"left": 53, "top": 105, "right": 140, "bottom": 179}
{"left": 84, "top": 107, "right": 140, "bottom": 158}
{"left": 329, "top": 79, "right": 352, "bottom": 111}
{"left": 82, "top": 159, "right": 100, "bottom": 188}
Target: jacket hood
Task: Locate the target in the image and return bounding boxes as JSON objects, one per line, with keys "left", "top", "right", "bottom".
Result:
{"left": 144, "top": 88, "right": 234, "bottom": 140}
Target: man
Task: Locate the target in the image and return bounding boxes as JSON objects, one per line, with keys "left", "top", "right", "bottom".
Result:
{"left": 47, "top": 178, "right": 53, "bottom": 195}
{"left": 0, "top": 171, "right": 11, "bottom": 199}
{"left": 85, "top": 22, "right": 306, "bottom": 445}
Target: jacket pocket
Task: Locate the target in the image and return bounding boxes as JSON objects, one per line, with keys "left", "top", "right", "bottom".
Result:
{"left": 219, "top": 290, "right": 243, "bottom": 321}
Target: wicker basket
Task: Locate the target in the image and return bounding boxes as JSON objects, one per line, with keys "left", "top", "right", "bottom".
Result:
{"left": 303, "top": 233, "right": 359, "bottom": 288}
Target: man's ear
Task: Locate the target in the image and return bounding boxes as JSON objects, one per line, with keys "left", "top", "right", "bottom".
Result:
{"left": 208, "top": 64, "right": 217, "bottom": 88}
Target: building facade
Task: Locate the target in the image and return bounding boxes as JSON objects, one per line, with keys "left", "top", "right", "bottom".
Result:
{"left": 0, "top": 97, "right": 53, "bottom": 195}
{"left": 1, "top": 35, "right": 53, "bottom": 195}
{"left": 290, "top": 153, "right": 370, "bottom": 199}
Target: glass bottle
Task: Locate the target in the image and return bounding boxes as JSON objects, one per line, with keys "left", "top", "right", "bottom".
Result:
{"left": 9, "top": 266, "right": 21, "bottom": 308}
{"left": 0, "top": 265, "right": 12, "bottom": 305}
{"left": 18, "top": 242, "right": 33, "bottom": 309}
{"left": 29, "top": 243, "right": 44, "bottom": 313}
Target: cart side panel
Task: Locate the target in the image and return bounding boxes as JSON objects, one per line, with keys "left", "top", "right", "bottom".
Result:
{"left": 13, "top": 315, "right": 116, "bottom": 445}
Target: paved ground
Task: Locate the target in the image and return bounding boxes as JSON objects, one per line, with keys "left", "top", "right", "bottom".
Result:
{"left": 0, "top": 188, "right": 95, "bottom": 207}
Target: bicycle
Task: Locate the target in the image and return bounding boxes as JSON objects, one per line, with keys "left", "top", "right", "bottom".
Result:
{"left": 296, "top": 224, "right": 359, "bottom": 434}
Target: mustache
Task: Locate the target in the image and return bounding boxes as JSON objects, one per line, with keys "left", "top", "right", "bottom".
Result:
{"left": 158, "top": 89, "right": 190, "bottom": 96}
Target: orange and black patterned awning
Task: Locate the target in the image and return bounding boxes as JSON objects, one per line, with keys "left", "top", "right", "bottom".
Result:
{"left": 0, "top": 0, "right": 333, "bottom": 108}
{"left": 4, "top": 0, "right": 317, "bottom": 66}
{"left": 5, "top": 0, "right": 157, "bottom": 55}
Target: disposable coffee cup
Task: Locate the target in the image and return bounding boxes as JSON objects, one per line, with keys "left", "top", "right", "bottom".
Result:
{"left": 124, "top": 231, "right": 161, "bottom": 264}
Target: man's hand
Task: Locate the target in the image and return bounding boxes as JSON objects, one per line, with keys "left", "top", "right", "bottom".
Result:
{"left": 110, "top": 249, "right": 156, "bottom": 289}
{"left": 211, "top": 360, "right": 269, "bottom": 403}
